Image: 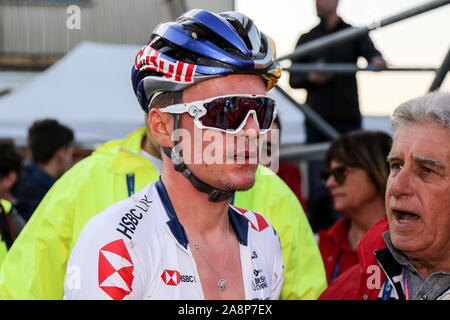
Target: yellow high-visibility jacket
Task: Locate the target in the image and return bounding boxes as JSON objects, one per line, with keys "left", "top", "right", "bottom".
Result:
{"left": 0, "top": 127, "right": 326, "bottom": 300}
{"left": 0, "top": 199, "right": 12, "bottom": 267}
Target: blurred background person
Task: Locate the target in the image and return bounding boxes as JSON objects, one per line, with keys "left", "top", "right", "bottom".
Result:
{"left": 289, "top": 0, "right": 387, "bottom": 233}
{"left": 318, "top": 130, "right": 391, "bottom": 284}
{"left": 13, "top": 119, "right": 74, "bottom": 222}
{"left": 262, "top": 116, "right": 307, "bottom": 209}
{"left": 0, "top": 140, "right": 25, "bottom": 266}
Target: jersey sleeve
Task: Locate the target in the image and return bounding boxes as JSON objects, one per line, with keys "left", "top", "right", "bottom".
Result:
{"left": 64, "top": 209, "right": 146, "bottom": 300}
{"left": 271, "top": 226, "right": 284, "bottom": 300}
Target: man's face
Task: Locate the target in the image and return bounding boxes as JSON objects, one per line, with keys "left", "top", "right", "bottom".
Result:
{"left": 315, "top": 0, "right": 339, "bottom": 19}
{"left": 177, "top": 74, "right": 266, "bottom": 192}
{"left": 386, "top": 122, "right": 450, "bottom": 263}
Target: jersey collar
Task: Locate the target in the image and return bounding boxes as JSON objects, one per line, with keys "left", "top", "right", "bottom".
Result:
{"left": 155, "top": 178, "right": 249, "bottom": 249}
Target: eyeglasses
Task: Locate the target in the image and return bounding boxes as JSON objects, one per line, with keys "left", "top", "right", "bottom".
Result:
{"left": 320, "top": 166, "right": 348, "bottom": 185}
{"left": 159, "top": 94, "right": 277, "bottom": 134}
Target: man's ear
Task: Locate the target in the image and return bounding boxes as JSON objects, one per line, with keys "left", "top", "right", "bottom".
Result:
{"left": 53, "top": 147, "right": 67, "bottom": 162}
{"left": 148, "top": 108, "right": 173, "bottom": 148}
{"left": 0, "top": 171, "right": 18, "bottom": 191}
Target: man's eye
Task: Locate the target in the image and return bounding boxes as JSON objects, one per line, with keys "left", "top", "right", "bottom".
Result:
{"left": 422, "top": 166, "right": 434, "bottom": 175}
{"left": 389, "top": 162, "right": 403, "bottom": 171}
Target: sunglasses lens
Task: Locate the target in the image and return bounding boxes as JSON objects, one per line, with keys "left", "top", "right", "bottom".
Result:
{"left": 334, "top": 170, "right": 346, "bottom": 185}
{"left": 321, "top": 167, "right": 347, "bottom": 185}
{"left": 320, "top": 170, "right": 331, "bottom": 182}
{"left": 199, "top": 96, "right": 275, "bottom": 131}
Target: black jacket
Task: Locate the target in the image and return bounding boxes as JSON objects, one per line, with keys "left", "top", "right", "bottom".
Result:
{"left": 12, "top": 163, "right": 55, "bottom": 222}
{"left": 289, "top": 18, "right": 383, "bottom": 123}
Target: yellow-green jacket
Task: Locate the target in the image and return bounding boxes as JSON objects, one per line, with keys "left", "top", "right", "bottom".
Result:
{"left": 0, "top": 127, "right": 326, "bottom": 300}
{"left": 0, "top": 199, "right": 12, "bottom": 266}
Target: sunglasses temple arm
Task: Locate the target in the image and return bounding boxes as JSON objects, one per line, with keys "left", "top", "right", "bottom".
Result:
{"left": 159, "top": 104, "right": 187, "bottom": 114}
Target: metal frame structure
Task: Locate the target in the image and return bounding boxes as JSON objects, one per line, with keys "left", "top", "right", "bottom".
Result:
{"left": 278, "top": 0, "right": 450, "bottom": 161}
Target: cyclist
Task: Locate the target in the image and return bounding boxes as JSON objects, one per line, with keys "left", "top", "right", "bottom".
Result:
{"left": 0, "top": 9, "right": 326, "bottom": 300}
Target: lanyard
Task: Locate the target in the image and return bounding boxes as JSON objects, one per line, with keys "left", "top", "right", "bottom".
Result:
{"left": 330, "top": 252, "right": 342, "bottom": 282}
{"left": 403, "top": 266, "right": 409, "bottom": 300}
{"left": 126, "top": 173, "right": 135, "bottom": 196}
{"left": 381, "top": 277, "right": 393, "bottom": 300}
{"left": 381, "top": 268, "right": 409, "bottom": 300}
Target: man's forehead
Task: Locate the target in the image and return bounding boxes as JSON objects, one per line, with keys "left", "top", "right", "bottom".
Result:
{"left": 390, "top": 123, "right": 450, "bottom": 165}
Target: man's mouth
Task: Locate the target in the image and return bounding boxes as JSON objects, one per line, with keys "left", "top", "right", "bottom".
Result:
{"left": 391, "top": 209, "right": 420, "bottom": 224}
{"left": 233, "top": 151, "right": 257, "bottom": 160}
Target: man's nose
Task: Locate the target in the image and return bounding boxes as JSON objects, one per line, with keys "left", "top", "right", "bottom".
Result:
{"left": 387, "top": 166, "right": 413, "bottom": 199}
{"left": 325, "top": 174, "right": 337, "bottom": 188}
{"left": 240, "top": 113, "right": 260, "bottom": 137}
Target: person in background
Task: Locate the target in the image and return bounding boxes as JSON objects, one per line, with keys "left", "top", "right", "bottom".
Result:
{"left": 289, "top": 0, "right": 387, "bottom": 233}
{"left": 320, "top": 91, "right": 450, "bottom": 300}
{"left": 262, "top": 116, "right": 307, "bottom": 208}
{"left": 0, "top": 140, "right": 25, "bottom": 266}
{"left": 318, "top": 130, "right": 391, "bottom": 284}
{"left": 13, "top": 119, "right": 74, "bottom": 221}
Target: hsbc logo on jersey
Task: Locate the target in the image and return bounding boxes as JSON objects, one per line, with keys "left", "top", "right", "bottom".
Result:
{"left": 98, "top": 239, "right": 134, "bottom": 300}
{"left": 161, "top": 270, "right": 196, "bottom": 286}
{"left": 161, "top": 269, "right": 181, "bottom": 286}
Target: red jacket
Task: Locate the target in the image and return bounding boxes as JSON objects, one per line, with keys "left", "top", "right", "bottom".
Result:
{"left": 317, "top": 218, "right": 359, "bottom": 284}
{"left": 276, "top": 161, "right": 306, "bottom": 209}
{"left": 319, "top": 217, "right": 390, "bottom": 300}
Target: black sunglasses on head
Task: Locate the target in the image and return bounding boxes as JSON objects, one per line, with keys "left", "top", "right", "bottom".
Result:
{"left": 320, "top": 166, "right": 348, "bottom": 185}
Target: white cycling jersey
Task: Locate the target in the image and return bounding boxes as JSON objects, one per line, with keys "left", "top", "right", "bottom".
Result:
{"left": 64, "top": 179, "right": 284, "bottom": 300}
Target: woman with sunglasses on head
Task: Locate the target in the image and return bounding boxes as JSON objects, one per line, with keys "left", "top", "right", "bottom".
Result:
{"left": 317, "top": 130, "right": 392, "bottom": 284}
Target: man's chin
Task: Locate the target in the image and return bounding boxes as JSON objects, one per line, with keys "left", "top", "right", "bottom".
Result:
{"left": 223, "top": 174, "right": 256, "bottom": 192}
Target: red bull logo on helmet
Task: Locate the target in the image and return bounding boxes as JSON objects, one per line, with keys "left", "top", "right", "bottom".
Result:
{"left": 134, "top": 44, "right": 196, "bottom": 83}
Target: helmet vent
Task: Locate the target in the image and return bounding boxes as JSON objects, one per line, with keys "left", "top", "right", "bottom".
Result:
{"left": 183, "top": 22, "right": 250, "bottom": 59}
{"left": 227, "top": 18, "right": 254, "bottom": 52}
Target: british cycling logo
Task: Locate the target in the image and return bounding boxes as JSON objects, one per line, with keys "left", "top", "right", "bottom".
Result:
{"left": 251, "top": 268, "right": 268, "bottom": 292}
{"left": 98, "top": 239, "right": 134, "bottom": 300}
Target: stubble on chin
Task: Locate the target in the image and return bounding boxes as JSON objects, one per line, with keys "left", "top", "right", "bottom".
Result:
{"left": 219, "top": 165, "right": 258, "bottom": 192}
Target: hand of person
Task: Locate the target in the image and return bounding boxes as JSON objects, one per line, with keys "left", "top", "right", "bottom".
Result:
{"left": 370, "top": 56, "right": 387, "bottom": 69}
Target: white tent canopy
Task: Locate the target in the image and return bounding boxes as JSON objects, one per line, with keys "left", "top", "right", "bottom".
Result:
{"left": 0, "top": 41, "right": 391, "bottom": 149}
{"left": 0, "top": 42, "right": 145, "bottom": 147}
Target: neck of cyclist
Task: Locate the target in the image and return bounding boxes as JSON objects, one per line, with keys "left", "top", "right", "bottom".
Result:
{"left": 160, "top": 153, "right": 230, "bottom": 237}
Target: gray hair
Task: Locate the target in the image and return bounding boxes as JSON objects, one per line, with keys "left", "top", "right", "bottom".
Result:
{"left": 391, "top": 91, "right": 450, "bottom": 135}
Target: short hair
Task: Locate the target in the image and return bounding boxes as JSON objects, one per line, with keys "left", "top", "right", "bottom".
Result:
{"left": 325, "top": 130, "right": 392, "bottom": 198}
{"left": 28, "top": 119, "right": 74, "bottom": 164}
{"left": 148, "top": 91, "right": 182, "bottom": 110}
{"left": 391, "top": 91, "right": 450, "bottom": 135}
{"left": 0, "top": 139, "right": 22, "bottom": 178}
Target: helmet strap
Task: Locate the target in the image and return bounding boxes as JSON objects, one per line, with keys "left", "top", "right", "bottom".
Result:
{"left": 161, "top": 114, "right": 234, "bottom": 202}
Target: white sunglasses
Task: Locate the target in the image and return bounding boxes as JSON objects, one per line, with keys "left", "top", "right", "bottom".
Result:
{"left": 159, "top": 94, "right": 277, "bottom": 134}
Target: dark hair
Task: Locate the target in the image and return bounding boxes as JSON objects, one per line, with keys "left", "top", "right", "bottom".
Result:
{"left": 28, "top": 119, "right": 74, "bottom": 164}
{"left": 325, "top": 130, "right": 392, "bottom": 197}
{"left": 0, "top": 139, "right": 22, "bottom": 178}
